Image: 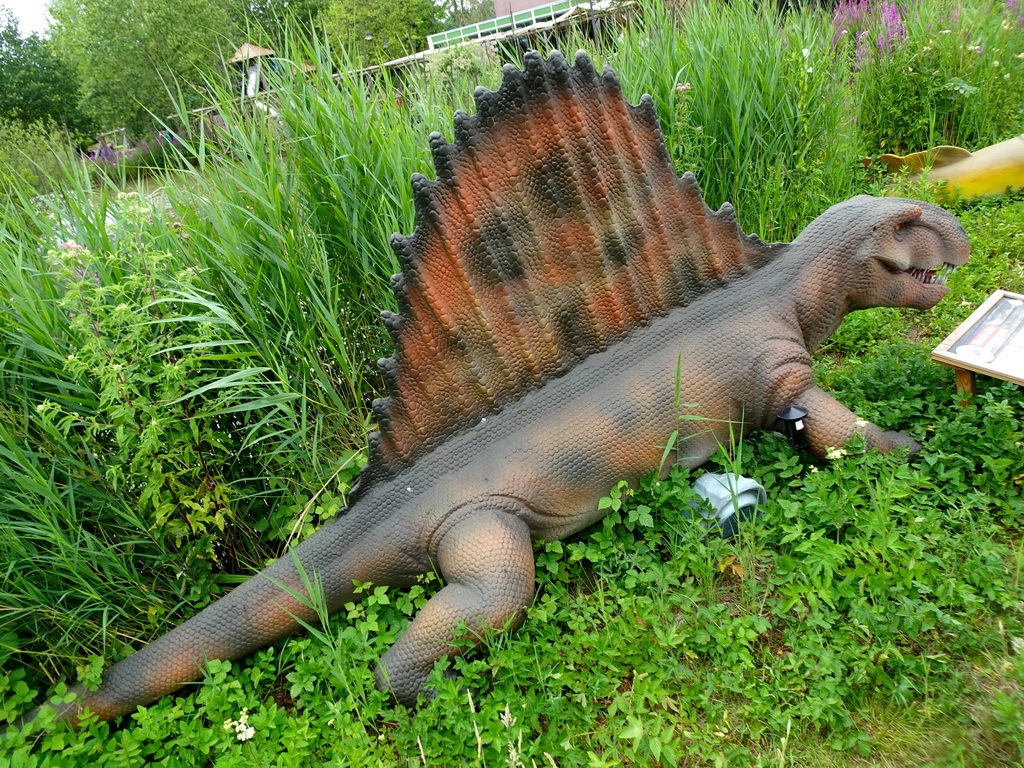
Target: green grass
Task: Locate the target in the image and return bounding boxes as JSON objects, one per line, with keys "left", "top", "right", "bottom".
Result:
{"left": 2, "top": 0, "right": 1024, "bottom": 764}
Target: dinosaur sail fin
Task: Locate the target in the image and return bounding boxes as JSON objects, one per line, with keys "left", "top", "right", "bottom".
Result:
{"left": 358, "top": 50, "right": 781, "bottom": 487}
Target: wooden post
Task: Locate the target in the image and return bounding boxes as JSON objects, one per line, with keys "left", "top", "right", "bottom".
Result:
{"left": 954, "top": 367, "right": 975, "bottom": 406}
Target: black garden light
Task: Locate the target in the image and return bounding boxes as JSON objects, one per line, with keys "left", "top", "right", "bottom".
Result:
{"left": 777, "top": 404, "right": 809, "bottom": 449}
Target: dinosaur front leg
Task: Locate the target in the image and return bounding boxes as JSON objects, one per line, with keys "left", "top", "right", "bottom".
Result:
{"left": 790, "top": 384, "right": 921, "bottom": 457}
{"left": 375, "top": 507, "right": 535, "bottom": 706}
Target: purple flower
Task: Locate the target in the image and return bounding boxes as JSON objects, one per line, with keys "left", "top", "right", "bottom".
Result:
{"left": 833, "top": 0, "right": 910, "bottom": 64}
{"left": 72, "top": 259, "right": 101, "bottom": 285}
{"left": 832, "top": 0, "right": 873, "bottom": 49}
{"left": 856, "top": 30, "right": 871, "bottom": 70}
{"left": 877, "top": 2, "right": 908, "bottom": 56}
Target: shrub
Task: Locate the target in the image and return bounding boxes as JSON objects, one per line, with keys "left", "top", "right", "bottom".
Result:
{"left": 0, "top": 191, "right": 368, "bottom": 682}
{"left": 840, "top": 0, "right": 1024, "bottom": 154}
{"left": 424, "top": 43, "right": 497, "bottom": 98}
{"left": 0, "top": 117, "right": 72, "bottom": 199}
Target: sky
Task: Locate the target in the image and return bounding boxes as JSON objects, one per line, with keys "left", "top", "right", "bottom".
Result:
{"left": 3, "top": 0, "right": 52, "bottom": 36}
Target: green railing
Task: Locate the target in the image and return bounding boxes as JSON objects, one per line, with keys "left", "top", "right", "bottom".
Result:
{"left": 428, "top": 1, "right": 575, "bottom": 49}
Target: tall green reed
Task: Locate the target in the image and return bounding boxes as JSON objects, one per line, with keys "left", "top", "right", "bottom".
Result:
{"left": 163, "top": 36, "right": 501, "bottom": 422}
{"left": 576, "top": 0, "right": 863, "bottom": 242}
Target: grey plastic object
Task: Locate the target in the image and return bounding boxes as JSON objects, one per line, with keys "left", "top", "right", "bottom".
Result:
{"left": 684, "top": 472, "right": 766, "bottom": 539}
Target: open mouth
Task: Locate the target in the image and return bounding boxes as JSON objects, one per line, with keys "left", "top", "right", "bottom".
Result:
{"left": 901, "top": 263, "right": 958, "bottom": 286}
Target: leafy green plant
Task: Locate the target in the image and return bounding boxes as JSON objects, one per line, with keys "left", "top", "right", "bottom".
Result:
{"left": 0, "top": 117, "right": 74, "bottom": 200}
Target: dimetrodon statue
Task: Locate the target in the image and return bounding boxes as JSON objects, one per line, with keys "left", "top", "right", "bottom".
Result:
{"left": 17, "top": 50, "right": 969, "bottom": 727}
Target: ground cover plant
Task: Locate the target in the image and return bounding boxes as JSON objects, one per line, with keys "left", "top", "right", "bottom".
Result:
{"left": 1, "top": 0, "right": 1023, "bottom": 764}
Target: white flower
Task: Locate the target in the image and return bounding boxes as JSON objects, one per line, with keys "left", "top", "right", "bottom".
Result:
{"left": 939, "top": 29, "right": 951, "bottom": 34}
{"left": 223, "top": 708, "right": 256, "bottom": 742}
{"left": 854, "top": 419, "right": 869, "bottom": 428}
{"left": 993, "top": 60, "right": 1001, "bottom": 69}
{"left": 1005, "top": 73, "right": 1012, "bottom": 80}
{"left": 806, "top": 66, "right": 813, "bottom": 73}
{"left": 802, "top": 48, "right": 810, "bottom": 58}
{"left": 500, "top": 703, "right": 517, "bottom": 728}
{"left": 825, "top": 446, "right": 848, "bottom": 460}
{"left": 1017, "top": 52, "right": 1024, "bottom": 60}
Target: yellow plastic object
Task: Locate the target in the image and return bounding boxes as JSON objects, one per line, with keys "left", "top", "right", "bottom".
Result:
{"left": 879, "top": 134, "right": 1024, "bottom": 198}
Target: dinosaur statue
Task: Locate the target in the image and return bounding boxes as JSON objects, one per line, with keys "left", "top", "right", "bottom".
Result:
{"left": 877, "top": 134, "right": 1024, "bottom": 199}
{"left": 16, "top": 50, "right": 969, "bottom": 728}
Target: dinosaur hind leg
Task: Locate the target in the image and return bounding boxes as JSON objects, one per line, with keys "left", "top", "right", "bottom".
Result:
{"left": 375, "top": 507, "right": 535, "bottom": 706}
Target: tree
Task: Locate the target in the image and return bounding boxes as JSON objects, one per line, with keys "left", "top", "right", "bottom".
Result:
{"left": 49, "top": 0, "right": 237, "bottom": 136}
{"left": 322, "top": 0, "right": 441, "bottom": 63}
{"left": 0, "top": 6, "right": 92, "bottom": 134}
{"left": 440, "top": 0, "right": 495, "bottom": 30}
{"left": 229, "top": 0, "right": 329, "bottom": 48}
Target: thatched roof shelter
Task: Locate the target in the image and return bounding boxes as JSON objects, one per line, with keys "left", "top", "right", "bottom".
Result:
{"left": 228, "top": 43, "right": 275, "bottom": 66}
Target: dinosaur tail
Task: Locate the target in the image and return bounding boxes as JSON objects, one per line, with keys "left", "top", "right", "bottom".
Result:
{"left": 16, "top": 509, "right": 403, "bottom": 729}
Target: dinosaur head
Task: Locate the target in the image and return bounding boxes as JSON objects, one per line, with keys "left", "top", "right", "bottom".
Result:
{"left": 800, "top": 195, "right": 970, "bottom": 311}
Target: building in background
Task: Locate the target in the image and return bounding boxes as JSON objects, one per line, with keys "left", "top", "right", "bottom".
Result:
{"left": 429, "top": 1, "right": 628, "bottom": 51}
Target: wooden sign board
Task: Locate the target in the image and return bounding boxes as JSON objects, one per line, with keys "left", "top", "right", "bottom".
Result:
{"left": 932, "top": 290, "right": 1024, "bottom": 398}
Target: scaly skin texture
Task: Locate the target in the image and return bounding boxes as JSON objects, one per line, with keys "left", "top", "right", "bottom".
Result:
{"left": 15, "top": 51, "right": 970, "bottom": 728}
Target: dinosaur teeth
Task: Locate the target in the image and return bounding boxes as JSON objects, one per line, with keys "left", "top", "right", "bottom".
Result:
{"left": 904, "top": 267, "right": 937, "bottom": 283}
{"left": 902, "top": 264, "right": 956, "bottom": 285}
